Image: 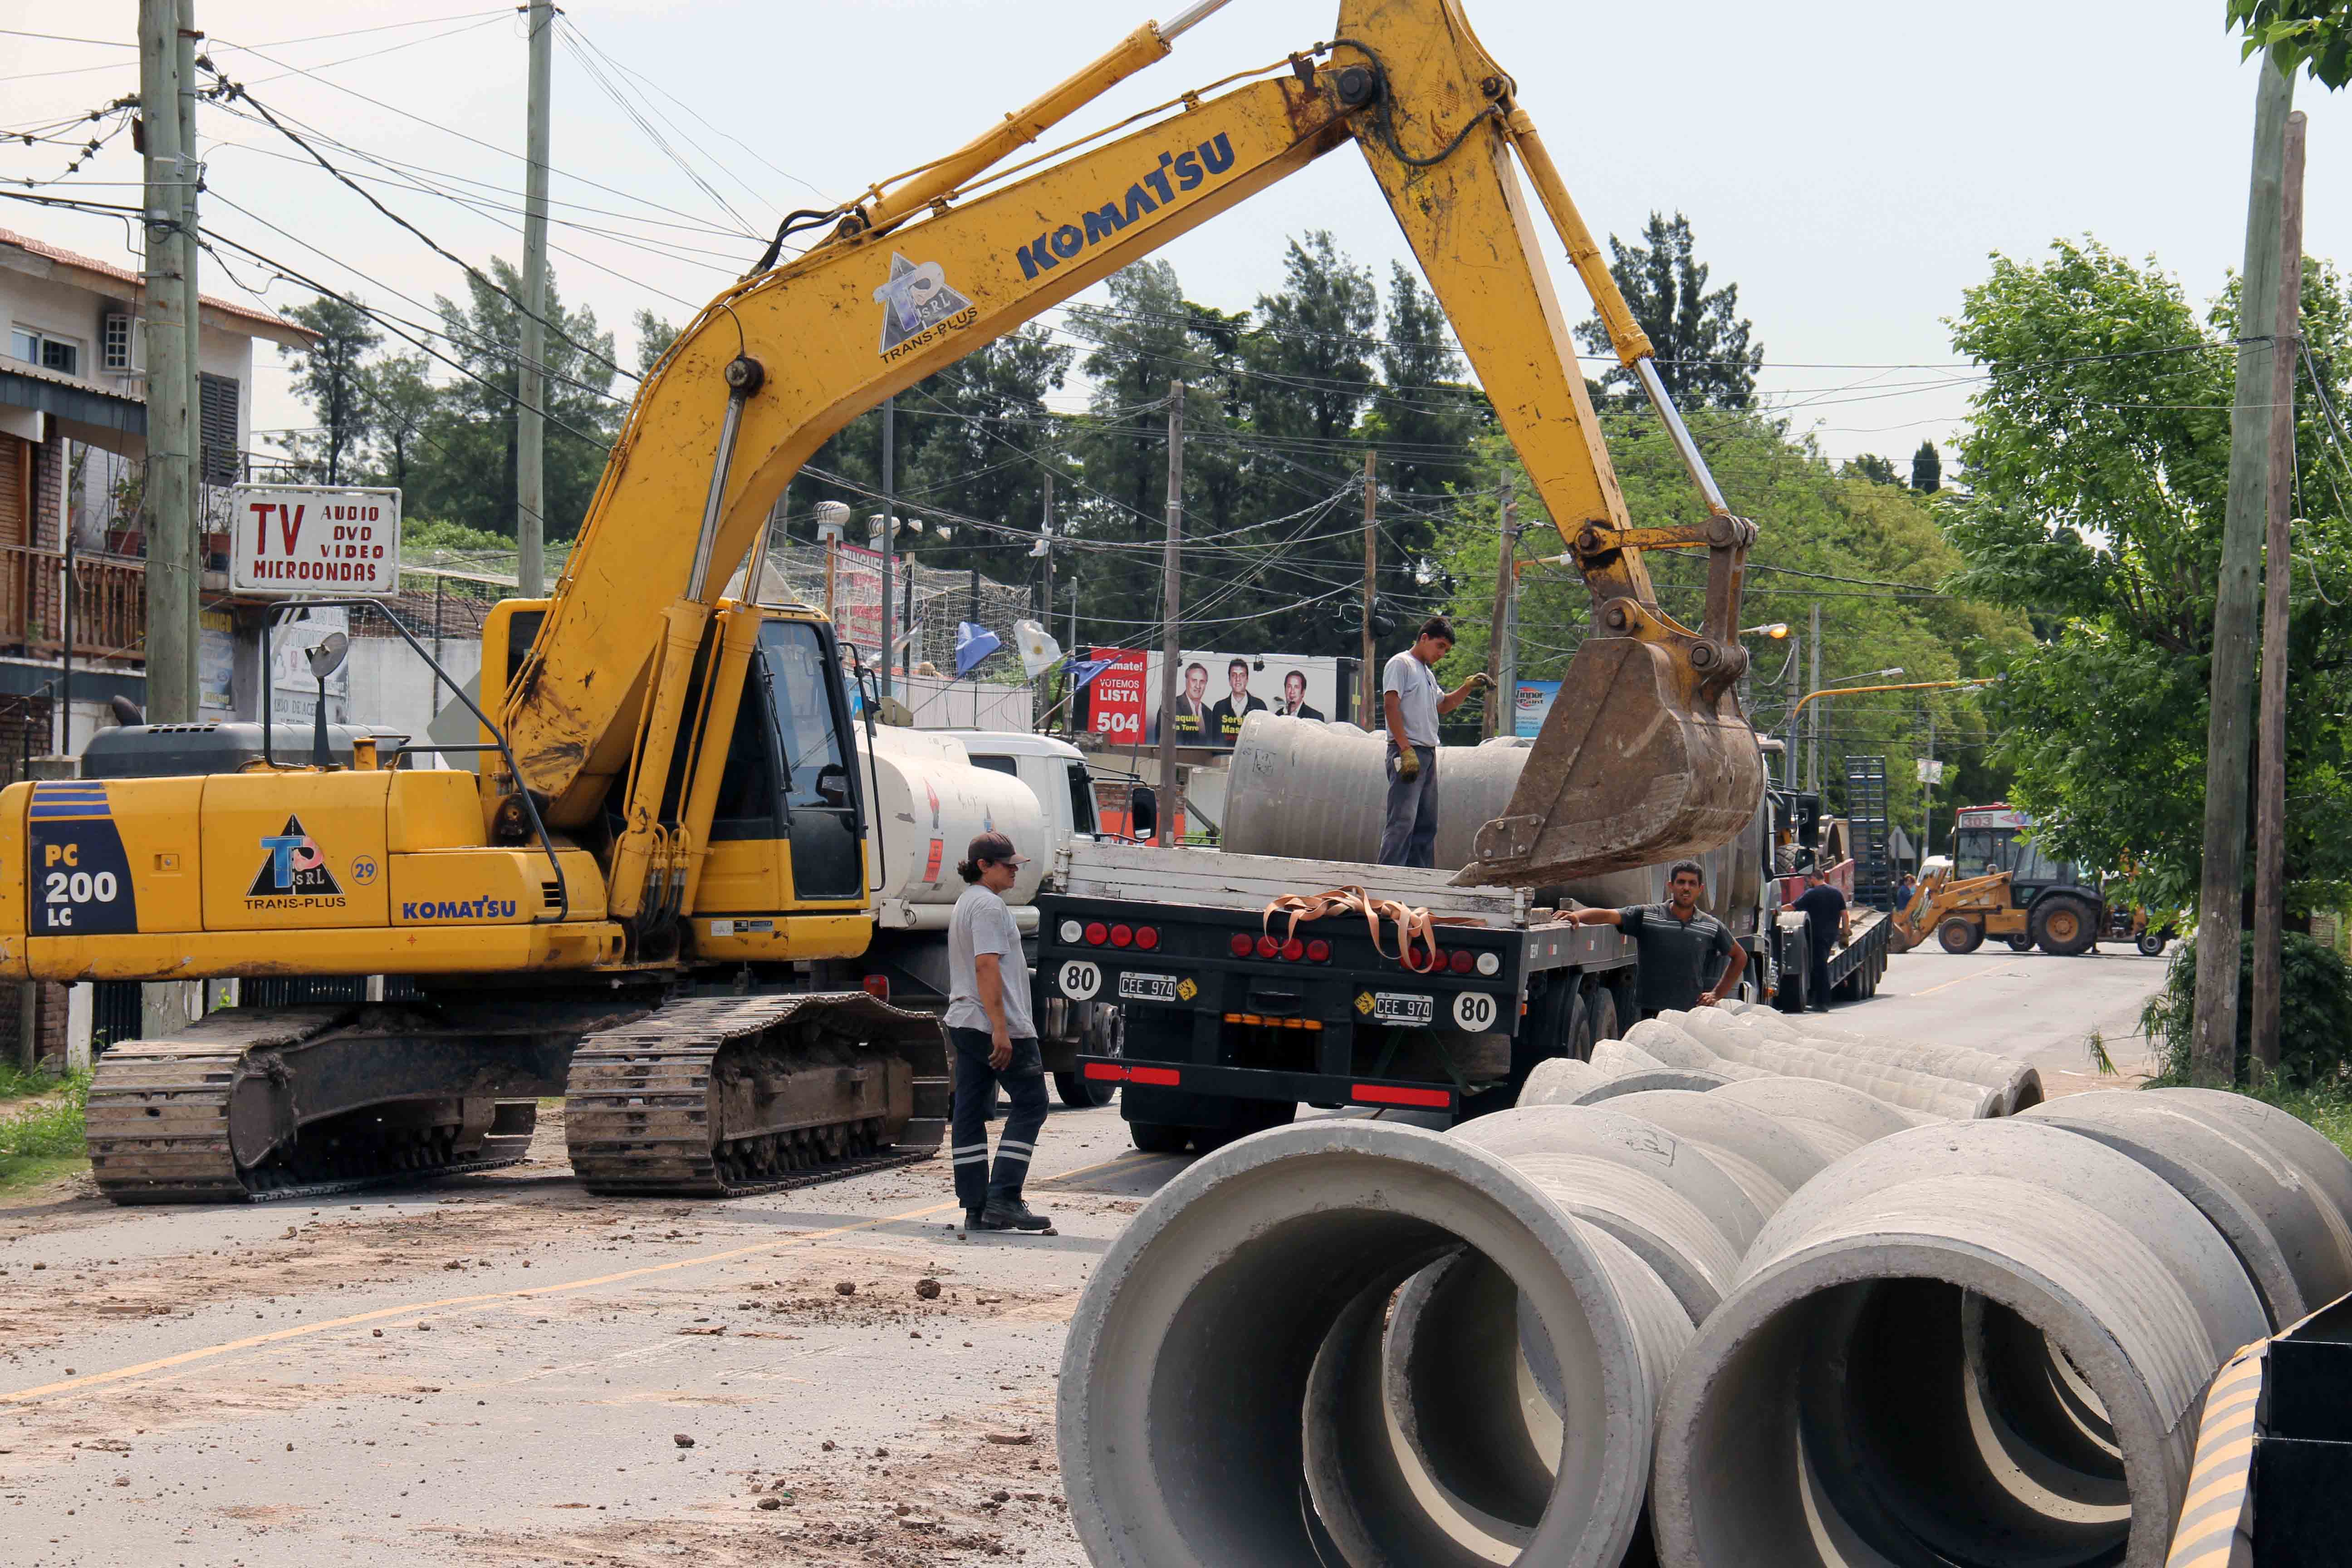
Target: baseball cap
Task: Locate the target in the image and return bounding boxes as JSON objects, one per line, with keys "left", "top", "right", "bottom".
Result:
{"left": 969, "top": 831, "right": 1029, "bottom": 867}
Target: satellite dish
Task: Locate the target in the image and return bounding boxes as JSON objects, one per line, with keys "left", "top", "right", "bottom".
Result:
{"left": 306, "top": 631, "right": 350, "bottom": 681}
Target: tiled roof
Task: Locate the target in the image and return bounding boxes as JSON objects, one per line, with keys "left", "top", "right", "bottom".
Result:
{"left": 0, "top": 226, "right": 319, "bottom": 345}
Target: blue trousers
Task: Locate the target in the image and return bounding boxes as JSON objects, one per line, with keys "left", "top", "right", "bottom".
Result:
{"left": 947, "top": 1026, "right": 1048, "bottom": 1211}
{"left": 1379, "top": 745, "right": 1440, "bottom": 868}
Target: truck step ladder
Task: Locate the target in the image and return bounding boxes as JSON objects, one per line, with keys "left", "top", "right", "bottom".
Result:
{"left": 1843, "top": 755, "right": 1896, "bottom": 912}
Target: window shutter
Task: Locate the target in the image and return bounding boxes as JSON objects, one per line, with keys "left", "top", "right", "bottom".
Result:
{"left": 198, "top": 373, "right": 239, "bottom": 486}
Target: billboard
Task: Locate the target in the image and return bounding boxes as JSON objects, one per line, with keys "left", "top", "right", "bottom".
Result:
{"left": 1087, "top": 648, "right": 1343, "bottom": 749}
{"left": 1513, "top": 679, "right": 1560, "bottom": 739}
{"left": 229, "top": 484, "right": 402, "bottom": 597}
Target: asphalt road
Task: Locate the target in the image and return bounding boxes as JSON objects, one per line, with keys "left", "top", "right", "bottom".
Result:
{"left": 0, "top": 942, "right": 2171, "bottom": 1567}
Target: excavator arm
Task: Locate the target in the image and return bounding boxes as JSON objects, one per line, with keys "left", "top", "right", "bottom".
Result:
{"left": 502, "top": 0, "right": 1760, "bottom": 892}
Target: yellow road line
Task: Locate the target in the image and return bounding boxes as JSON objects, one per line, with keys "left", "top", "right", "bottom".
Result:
{"left": 2, "top": 1146, "right": 1164, "bottom": 1407}
{"left": 1902, "top": 964, "right": 2020, "bottom": 1000}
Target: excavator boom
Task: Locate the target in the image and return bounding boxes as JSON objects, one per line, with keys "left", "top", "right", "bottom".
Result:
{"left": 502, "top": 0, "right": 1761, "bottom": 886}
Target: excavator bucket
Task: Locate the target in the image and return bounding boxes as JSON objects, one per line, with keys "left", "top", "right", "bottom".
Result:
{"left": 1458, "top": 635, "right": 1765, "bottom": 887}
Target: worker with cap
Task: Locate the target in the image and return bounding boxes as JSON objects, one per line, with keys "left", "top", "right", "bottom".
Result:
{"left": 944, "top": 830, "right": 1053, "bottom": 1233}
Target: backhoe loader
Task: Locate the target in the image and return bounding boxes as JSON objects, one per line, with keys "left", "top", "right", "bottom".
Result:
{"left": 33, "top": 0, "right": 1764, "bottom": 1202}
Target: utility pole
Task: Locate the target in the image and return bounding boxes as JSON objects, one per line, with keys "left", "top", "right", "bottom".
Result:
{"left": 2254, "top": 109, "right": 2309, "bottom": 1078}
{"left": 1806, "top": 602, "right": 1821, "bottom": 793}
{"left": 879, "top": 396, "right": 895, "bottom": 702}
{"left": 1923, "top": 703, "right": 1936, "bottom": 862}
{"left": 1360, "top": 451, "right": 1378, "bottom": 726}
{"left": 1485, "top": 477, "right": 1518, "bottom": 738}
{"left": 172, "top": 0, "right": 203, "bottom": 720}
{"left": 514, "top": 0, "right": 554, "bottom": 597}
{"left": 2195, "top": 53, "right": 2298, "bottom": 1087}
{"left": 1155, "top": 381, "right": 1183, "bottom": 846}
{"left": 1039, "top": 470, "right": 1054, "bottom": 655}
{"left": 1784, "top": 632, "right": 1799, "bottom": 787}
{"left": 139, "top": 0, "right": 195, "bottom": 725}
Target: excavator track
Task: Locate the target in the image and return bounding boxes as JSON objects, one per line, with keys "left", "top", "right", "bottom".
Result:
{"left": 564, "top": 992, "right": 949, "bottom": 1198}
{"left": 87, "top": 1007, "right": 555, "bottom": 1205}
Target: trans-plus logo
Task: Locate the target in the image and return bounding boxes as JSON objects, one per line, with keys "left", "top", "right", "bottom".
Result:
{"left": 248, "top": 814, "right": 344, "bottom": 899}
{"left": 873, "top": 253, "right": 974, "bottom": 357}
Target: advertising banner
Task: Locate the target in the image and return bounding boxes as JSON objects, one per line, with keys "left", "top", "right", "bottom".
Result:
{"left": 1087, "top": 648, "right": 1342, "bottom": 749}
{"left": 229, "top": 484, "right": 402, "bottom": 597}
{"left": 1514, "top": 679, "right": 1561, "bottom": 739}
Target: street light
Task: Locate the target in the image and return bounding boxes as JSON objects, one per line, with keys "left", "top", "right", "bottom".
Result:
{"left": 1741, "top": 622, "right": 1791, "bottom": 639}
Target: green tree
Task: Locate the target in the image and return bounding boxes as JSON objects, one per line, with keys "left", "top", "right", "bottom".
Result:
{"left": 279, "top": 296, "right": 379, "bottom": 485}
{"left": 1577, "top": 212, "right": 1763, "bottom": 408}
{"left": 1945, "top": 237, "right": 2352, "bottom": 913}
{"left": 409, "top": 260, "right": 618, "bottom": 541}
{"left": 2228, "top": 0, "right": 2352, "bottom": 87}
{"left": 1911, "top": 441, "right": 1943, "bottom": 493}
{"left": 1367, "top": 262, "right": 1488, "bottom": 498}
{"left": 357, "top": 353, "right": 435, "bottom": 495}
{"left": 632, "top": 308, "right": 679, "bottom": 379}
{"left": 1843, "top": 454, "right": 1903, "bottom": 486}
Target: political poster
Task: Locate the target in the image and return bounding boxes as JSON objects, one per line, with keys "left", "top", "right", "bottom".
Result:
{"left": 1514, "top": 679, "right": 1561, "bottom": 740}
{"left": 1086, "top": 648, "right": 1342, "bottom": 749}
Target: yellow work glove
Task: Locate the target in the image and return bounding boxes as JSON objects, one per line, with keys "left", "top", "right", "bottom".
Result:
{"left": 1396, "top": 748, "right": 1421, "bottom": 779}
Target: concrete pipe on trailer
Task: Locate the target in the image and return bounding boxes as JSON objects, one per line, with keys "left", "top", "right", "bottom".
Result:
{"left": 1059, "top": 1120, "right": 1685, "bottom": 1568}
{"left": 1666, "top": 1008, "right": 2001, "bottom": 1119}
{"left": 1652, "top": 1119, "right": 2269, "bottom": 1568}
{"left": 1710, "top": 1075, "right": 1931, "bottom": 1162}
{"left": 1739, "top": 1009, "right": 2046, "bottom": 1112}
{"left": 2019, "top": 1089, "right": 2346, "bottom": 1328}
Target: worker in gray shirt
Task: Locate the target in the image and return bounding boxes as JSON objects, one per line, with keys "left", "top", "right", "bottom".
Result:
{"left": 944, "top": 831, "right": 1052, "bottom": 1233}
{"left": 1567, "top": 858, "right": 1748, "bottom": 1017}
{"left": 1379, "top": 615, "right": 1491, "bottom": 867}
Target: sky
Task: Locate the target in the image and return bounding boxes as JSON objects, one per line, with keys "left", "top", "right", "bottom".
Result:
{"left": 5, "top": 0, "right": 2349, "bottom": 485}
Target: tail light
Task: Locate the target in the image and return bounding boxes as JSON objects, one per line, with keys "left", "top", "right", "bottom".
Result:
{"left": 1281, "top": 937, "right": 1304, "bottom": 962}
{"left": 1084, "top": 921, "right": 1109, "bottom": 946}
{"left": 1229, "top": 932, "right": 1254, "bottom": 957}
{"left": 1256, "top": 935, "right": 1281, "bottom": 959}
{"left": 1135, "top": 926, "right": 1160, "bottom": 951}
{"left": 1109, "top": 923, "right": 1134, "bottom": 948}
{"left": 861, "top": 975, "right": 890, "bottom": 1001}
{"left": 1448, "top": 949, "right": 1475, "bottom": 975}
{"left": 1306, "top": 938, "right": 1331, "bottom": 963}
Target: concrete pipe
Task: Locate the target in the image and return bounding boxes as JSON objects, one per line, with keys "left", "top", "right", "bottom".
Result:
{"left": 1519, "top": 1056, "right": 1617, "bottom": 1107}
{"left": 1666, "top": 1008, "right": 1998, "bottom": 1119}
{"left": 1601, "top": 1088, "right": 1833, "bottom": 1220}
{"left": 1221, "top": 714, "right": 1764, "bottom": 916}
{"left": 1061, "top": 1119, "right": 1685, "bottom": 1568}
{"left": 1590, "top": 1038, "right": 1669, "bottom": 1075}
{"left": 1744, "top": 1012, "right": 2046, "bottom": 1112}
{"left": 2140, "top": 1087, "right": 2352, "bottom": 1254}
{"left": 1622, "top": 1019, "right": 1771, "bottom": 1080}
{"left": 1566, "top": 1067, "right": 1736, "bottom": 1104}
{"left": 1652, "top": 1119, "right": 2269, "bottom": 1568}
{"left": 1710, "top": 1076, "right": 1931, "bottom": 1162}
{"left": 2020, "top": 1089, "right": 2347, "bottom": 1328}
{"left": 1455, "top": 1106, "right": 1764, "bottom": 1305}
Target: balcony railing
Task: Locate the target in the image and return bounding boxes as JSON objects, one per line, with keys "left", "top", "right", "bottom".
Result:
{"left": 0, "top": 544, "right": 146, "bottom": 661}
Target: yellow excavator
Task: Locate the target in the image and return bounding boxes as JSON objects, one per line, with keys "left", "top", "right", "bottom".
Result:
{"left": 33, "top": 0, "right": 1763, "bottom": 1202}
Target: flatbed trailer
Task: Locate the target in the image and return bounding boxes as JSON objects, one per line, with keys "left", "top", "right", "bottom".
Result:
{"left": 1039, "top": 843, "right": 1637, "bottom": 1151}
{"left": 1762, "top": 858, "right": 1891, "bottom": 1012}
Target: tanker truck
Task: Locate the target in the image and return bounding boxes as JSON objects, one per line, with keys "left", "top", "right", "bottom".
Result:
{"left": 1040, "top": 714, "right": 1794, "bottom": 1152}
{"left": 854, "top": 726, "right": 1122, "bottom": 1108}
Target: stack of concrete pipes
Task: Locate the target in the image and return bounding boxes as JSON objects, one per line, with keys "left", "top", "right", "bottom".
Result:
{"left": 1059, "top": 1002, "right": 2352, "bottom": 1568}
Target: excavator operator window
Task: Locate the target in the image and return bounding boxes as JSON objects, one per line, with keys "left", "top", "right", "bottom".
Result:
{"left": 756, "top": 620, "right": 863, "bottom": 900}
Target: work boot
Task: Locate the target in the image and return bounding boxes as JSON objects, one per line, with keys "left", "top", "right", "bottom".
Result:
{"left": 980, "top": 1197, "right": 1052, "bottom": 1233}
{"left": 964, "top": 1208, "right": 991, "bottom": 1232}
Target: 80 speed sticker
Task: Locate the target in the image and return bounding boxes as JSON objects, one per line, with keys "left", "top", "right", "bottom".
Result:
{"left": 1056, "top": 959, "right": 1102, "bottom": 1000}
{"left": 1451, "top": 990, "right": 1500, "bottom": 1031}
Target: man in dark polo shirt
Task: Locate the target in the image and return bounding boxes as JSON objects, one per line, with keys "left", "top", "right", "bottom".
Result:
{"left": 1791, "top": 866, "right": 1850, "bottom": 1012}
{"left": 1567, "top": 859, "right": 1746, "bottom": 1017}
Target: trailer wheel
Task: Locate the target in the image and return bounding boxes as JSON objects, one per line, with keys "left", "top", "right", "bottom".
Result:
{"left": 1128, "top": 1121, "right": 1190, "bottom": 1154}
{"left": 1937, "top": 917, "right": 1985, "bottom": 955}
{"left": 1190, "top": 1099, "right": 1296, "bottom": 1153}
{"left": 1564, "top": 991, "right": 1596, "bottom": 1062}
{"left": 1586, "top": 987, "right": 1619, "bottom": 1049}
{"left": 2136, "top": 930, "right": 2168, "bottom": 957}
{"left": 2004, "top": 934, "right": 2035, "bottom": 953}
{"left": 1055, "top": 1007, "right": 1122, "bottom": 1108}
{"left": 1776, "top": 930, "right": 1810, "bottom": 1010}
{"left": 2032, "top": 897, "right": 2098, "bottom": 957}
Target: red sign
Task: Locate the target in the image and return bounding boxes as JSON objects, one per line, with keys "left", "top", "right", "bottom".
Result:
{"left": 1085, "top": 648, "right": 1152, "bottom": 744}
